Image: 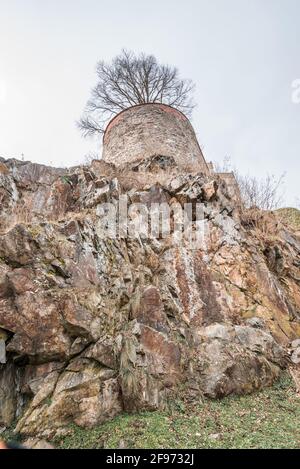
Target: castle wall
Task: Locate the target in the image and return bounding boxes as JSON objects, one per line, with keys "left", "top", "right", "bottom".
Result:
{"left": 217, "top": 172, "right": 241, "bottom": 202}
{"left": 102, "top": 103, "right": 209, "bottom": 174}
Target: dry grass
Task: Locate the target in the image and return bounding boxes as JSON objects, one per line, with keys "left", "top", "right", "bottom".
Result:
{"left": 240, "top": 207, "right": 284, "bottom": 241}
{"left": 275, "top": 208, "right": 300, "bottom": 232}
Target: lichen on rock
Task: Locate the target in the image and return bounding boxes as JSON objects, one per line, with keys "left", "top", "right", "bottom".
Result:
{"left": 0, "top": 155, "right": 299, "bottom": 436}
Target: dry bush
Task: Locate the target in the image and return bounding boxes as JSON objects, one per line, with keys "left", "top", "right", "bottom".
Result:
{"left": 240, "top": 208, "right": 284, "bottom": 240}
{"left": 214, "top": 157, "right": 285, "bottom": 211}
{"left": 236, "top": 173, "right": 285, "bottom": 211}
{"left": 83, "top": 150, "right": 101, "bottom": 166}
{"left": 237, "top": 173, "right": 286, "bottom": 238}
{"left": 214, "top": 157, "right": 287, "bottom": 237}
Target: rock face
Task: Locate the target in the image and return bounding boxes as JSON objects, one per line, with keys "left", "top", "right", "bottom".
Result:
{"left": 0, "top": 155, "right": 299, "bottom": 437}
{"left": 194, "top": 324, "right": 286, "bottom": 398}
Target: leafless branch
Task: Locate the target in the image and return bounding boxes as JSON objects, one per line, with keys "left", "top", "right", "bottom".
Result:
{"left": 78, "top": 49, "right": 196, "bottom": 137}
{"left": 214, "top": 156, "right": 285, "bottom": 211}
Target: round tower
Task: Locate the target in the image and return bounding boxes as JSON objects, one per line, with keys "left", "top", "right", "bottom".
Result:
{"left": 102, "top": 103, "right": 209, "bottom": 174}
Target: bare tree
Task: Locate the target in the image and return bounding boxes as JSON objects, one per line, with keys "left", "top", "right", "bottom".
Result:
{"left": 213, "top": 155, "right": 232, "bottom": 173}
{"left": 236, "top": 173, "right": 285, "bottom": 211}
{"left": 82, "top": 150, "right": 101, "bottom": 165}
{"left": 78, "top": 50, "right": 196, "bottom": 137}
{"left": 214, "top": 156, "right": 285, "bottom": 210}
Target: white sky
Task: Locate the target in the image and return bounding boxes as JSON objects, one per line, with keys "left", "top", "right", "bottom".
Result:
{"left": 0, "top": 0, "right": 299, "bottom": 206}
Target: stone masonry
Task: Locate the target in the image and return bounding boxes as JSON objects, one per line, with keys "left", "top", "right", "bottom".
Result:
{"left": 102, "top": 103, "right": 209, "bottom": 173}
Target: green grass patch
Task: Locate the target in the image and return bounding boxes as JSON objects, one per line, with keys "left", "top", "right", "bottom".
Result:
{"left": 52, "top": 374, "right": 299, "bottom": 449}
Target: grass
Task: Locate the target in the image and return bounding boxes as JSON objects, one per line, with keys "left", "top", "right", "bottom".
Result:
{"left": 276, "top": 207, "right": 300, "bottom": 231}
{"left": 50, "top": 374, "right": 300, "bottom": 449}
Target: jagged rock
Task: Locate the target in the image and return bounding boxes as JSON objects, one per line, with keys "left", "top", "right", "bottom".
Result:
{"left": 291, "top": 339, "right": 300, "bottom": 349}
{"left": 16, "top": 361, "right": 122, "bottom": 436}
{"left": 194, "top": 324, "right": 286, "bottom": 398}
{"left": 23, "top": 438, "right": 54, "bottom": 449}
{"left": 83, "top": 337, "right": 116, "bottom": 369}
{"left": 201, "top": 180, "right": 218, "bottom": 201}
{"left": 0, "top": 155, "right": 299, "bottom": 436}
{"left": 291, "top": 348, "right": 300, "bottom": 364}
{"left": 245, "top": 317, "right": 266, "bottom": 329}
{"left": 0, "top": 339, "right": 6, "bottom": 364}
{"left": 119, "top": 321, "right": 181, "bottom": 412}
{"left": 1, "top": 291, "right": 71, "bottom": 361}
{"left": 0, "top": 361, "right": 21, "bottom": 426}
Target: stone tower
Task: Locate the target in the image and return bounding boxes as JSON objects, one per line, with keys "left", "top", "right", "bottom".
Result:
{"left": 102, "top": 103, "right": 210, "bottom": 174}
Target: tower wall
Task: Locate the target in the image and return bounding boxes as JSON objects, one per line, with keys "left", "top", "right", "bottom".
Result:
{"left": 102, "top": 103, "right": 209, "bottom": 174}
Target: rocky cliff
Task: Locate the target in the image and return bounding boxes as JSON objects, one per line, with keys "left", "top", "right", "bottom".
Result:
{"left": 0, "top": 155, "right": 299, "bottom": 438}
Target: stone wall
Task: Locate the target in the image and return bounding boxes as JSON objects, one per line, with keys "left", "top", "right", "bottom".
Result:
{"left": 217, "top": 172, "right": 241, "bottom": 202}
{"left": 102, "top": 103, "right": 209, "bottom": 174}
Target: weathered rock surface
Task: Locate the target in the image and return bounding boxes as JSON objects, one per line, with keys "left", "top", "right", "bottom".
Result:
{"left": 23, "top": 438, "right": 54, "bottom": 449}
{"left": 194, "top": 324, "right": 286, "bottom": 398}
{"left": 0, "top": 155, "right": 299, "bottom": 436}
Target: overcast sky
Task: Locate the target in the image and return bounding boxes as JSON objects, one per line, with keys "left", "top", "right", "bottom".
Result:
{"left": 0, "top": 0, "right": 299, "bottom": 206}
